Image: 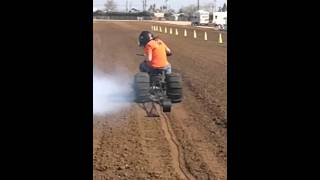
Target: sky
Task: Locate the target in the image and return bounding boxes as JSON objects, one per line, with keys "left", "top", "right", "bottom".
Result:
{"left": 93, "top": 0, "right": 226, "bottom": 11}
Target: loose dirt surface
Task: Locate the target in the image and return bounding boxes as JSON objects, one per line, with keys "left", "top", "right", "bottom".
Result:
{"left": 93, "top": 21, "right": 227, "bottom": 180}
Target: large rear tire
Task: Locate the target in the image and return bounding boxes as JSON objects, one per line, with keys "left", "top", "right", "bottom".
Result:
{"left": 166, "top": 73, "right": 183, "bottom": 103}
{"left": 134, "top": 72, "right": 150, "bottom": 103}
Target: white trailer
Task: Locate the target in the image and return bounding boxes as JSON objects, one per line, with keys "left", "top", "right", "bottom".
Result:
{"left": 212, "top": 11, "right": 227, "bottom": 26}
{"left": 191, "top": 10, "right": 210, "bottom": 26}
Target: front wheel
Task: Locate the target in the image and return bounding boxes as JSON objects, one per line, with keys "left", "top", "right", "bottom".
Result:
{"left": 162, "top": 99, "right": 172, "bottom": 112}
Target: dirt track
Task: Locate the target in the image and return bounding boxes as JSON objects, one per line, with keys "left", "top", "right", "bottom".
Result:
{"left": 93, "top": 21, "right": 227, "bottom": 180}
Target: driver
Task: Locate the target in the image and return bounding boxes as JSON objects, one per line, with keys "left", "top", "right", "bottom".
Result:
{"left": 138, "top": 31, "right": 173, "bottom": 75}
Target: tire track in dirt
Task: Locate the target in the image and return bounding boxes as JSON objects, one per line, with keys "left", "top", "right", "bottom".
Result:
{"left": 135, "top": 102, "right": 196, "bottom": 180}
{"left": 158, "top": 110, "right": 196, "bottom": 180}
{"left": 133, "top": 103, "right": 178, "bottom": 179}
{"left": 168, "top": 102, "right": 227, "bottom": 180}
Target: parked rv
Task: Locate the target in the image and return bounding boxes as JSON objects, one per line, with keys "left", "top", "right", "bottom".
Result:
{"left": 191, "top": 10, "right": 210, "bottom": 26}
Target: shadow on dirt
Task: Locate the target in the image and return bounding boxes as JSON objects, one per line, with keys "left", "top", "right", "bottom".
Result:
{"left": 137, "top": 102, "right": 160, "bottom": 118}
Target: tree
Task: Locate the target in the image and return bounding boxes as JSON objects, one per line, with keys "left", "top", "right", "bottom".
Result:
{"left": 160, "top": 5, "right": 168, "bottom": 12}
{"left": 148, "top": 4, "right": 156, "bottom": 12}
{"left": 104, "top": 0, "right": 117, "bottom": 12}
{"left": 168, "top": 9, "right": 175, "bottom": 14}
{"left": 200, "top": 3, "right": 214, "bottom": 12}
{"left": 179, "top": 5, "right": 197, "bottom": 16}
{"left": 222, "top": 3, "right": 227, "bottom": 12}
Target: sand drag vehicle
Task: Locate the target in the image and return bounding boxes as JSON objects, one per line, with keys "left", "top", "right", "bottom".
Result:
{"left": 133, "top": 67, "right": 183, "bottom": 113}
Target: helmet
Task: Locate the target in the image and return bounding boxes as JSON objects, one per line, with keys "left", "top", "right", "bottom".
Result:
{"left": 138, "top": 31, "right": 154, "bottom": 47}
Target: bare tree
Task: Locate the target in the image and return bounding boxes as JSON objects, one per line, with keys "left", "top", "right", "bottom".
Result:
{"left": 180, "top": 4, "right": 197, "bottom": 16}
{"left": 200, "top": 3, "right": 214, "bottom": 12}
{"left": 104, "top": 0, "right": 117, "bottom": 12}
{"left": 148, "top": 3, "right": 156, "bottom": 12}
{"left": 222, "top": 3, "right": 227, "bottom": 12}
{"left": 180, "top": 3, "right": 216, "bottom": 16}
{"left": 142, "top": 0, "right": 147, "bottom": 12}
{"left": 167, "top": 8, "right": 175, "bottom": 13}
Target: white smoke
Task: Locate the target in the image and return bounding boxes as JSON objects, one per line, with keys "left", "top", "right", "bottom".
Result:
{"left": 93, "top": 67, "right": 133, "bottom": 116}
